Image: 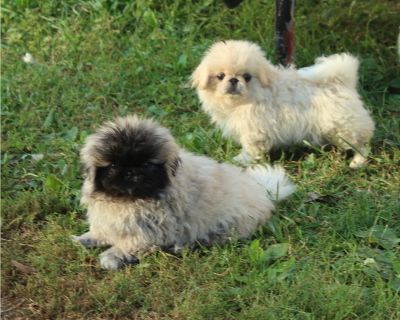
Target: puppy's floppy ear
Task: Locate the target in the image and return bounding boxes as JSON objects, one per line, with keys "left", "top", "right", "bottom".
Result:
{"left": 169, "top": 156, "right": 181, "bottom": 177}
{"left": 190, "top": 64, "right": 210, "bottom": 90}
{"left": 80, "top": 163, "right": 97, "bottom": 182}
{"left": 257, "top": 60, "right": 277, "bottom": 88}
{"left": 80, "top": 163, "right": 90, "bottom": 178}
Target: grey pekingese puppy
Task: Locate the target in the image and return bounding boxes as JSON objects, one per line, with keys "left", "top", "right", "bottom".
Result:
{"left": 191, "top": 40, "right": 375, "bottom": 168}
{"left": 72, "top": 115, "right": 295, "bottom": 269}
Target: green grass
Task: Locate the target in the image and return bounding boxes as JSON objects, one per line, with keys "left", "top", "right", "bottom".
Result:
{"left": 2, "top": 0, "right": 400, "bottom": 319}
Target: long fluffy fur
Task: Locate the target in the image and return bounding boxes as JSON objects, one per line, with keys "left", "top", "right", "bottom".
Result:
{"left": 297, "top": 53, "right": 359, "bottom": 88}
{"left": 73, "top": 115, "right": 295, "bottom": 269}
{"left": 191, "top": 40, "right": 375, "bottom": 168}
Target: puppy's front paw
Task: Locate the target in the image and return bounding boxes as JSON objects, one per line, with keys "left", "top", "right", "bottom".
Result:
{"left": 233, "top": 152, "right": 252, "bottom": 165}
{"left": 349, "top": 158, "right": 367, "bottom": 169}
{"left": 71, "top": 232, "right": 102, "bottom": 248}
{"left": 100, "top": 251, "right": 123, "bottom": 270}
{"left": 349, "top": 153, "right": 367, "bottom": 169}
{"left": 99, "top": 248, "right": 139, "bottom": 270}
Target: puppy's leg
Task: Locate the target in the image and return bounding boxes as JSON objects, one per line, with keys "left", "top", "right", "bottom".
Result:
{"left": 233, "top": 150, "right": 253, "bottom": 165}
{"left": 335, "top": 139, "right": 370, "bottom": 168}
{"left": 333, "top": 132, "right": 371, "bottom": 168}
{"left": 349, "top": 145, "right": 370, "bottom": 169}
{"left": 328, "top": 107, "right": 374, "bottom": 168}
{"left": 234, "top": 137, "right": 270, "bottom": 165}
{"left": 71, "top": 232, "right": 108, "bottom": 248}
{"left": 99, "top": 247, "right": 139, "bottom": 270}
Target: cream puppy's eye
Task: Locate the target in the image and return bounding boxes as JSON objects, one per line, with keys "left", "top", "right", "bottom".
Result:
{"left": 216, "top": 73, "right": 225, "bottom": 80}
{"left": 243, "top": 73, "right": 252, "bottom": 82}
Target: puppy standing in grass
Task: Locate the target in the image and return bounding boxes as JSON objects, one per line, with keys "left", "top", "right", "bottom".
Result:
{"left": 73, "top": 115, "right": 295, "bottom": 269}
{"left": 191, "top": 40, "right": 375, "bottom": 168}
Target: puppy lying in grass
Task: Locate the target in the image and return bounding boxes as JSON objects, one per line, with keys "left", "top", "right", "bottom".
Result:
{"left": 72, "top": 115, "right": 295, "bottom": 269}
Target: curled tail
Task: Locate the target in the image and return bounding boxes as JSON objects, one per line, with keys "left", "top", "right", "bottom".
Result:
{"left": 298, "top": 53, "right": 359, "bottom": 88}
{"left": 246, "top": 165, "right": 296, "bottom": 202}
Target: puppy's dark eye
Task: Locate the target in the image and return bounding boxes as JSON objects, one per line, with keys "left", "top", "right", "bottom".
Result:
{"left": 216, "top": 73, "right": 225, "bottom": 80}
{"left": 143, "top": 162, "right": 157, "bottom": 170}
{"left": 243, "top": 73, "right": 252, "bottom": 82}
{"left": 109, "top": 163, "right": 117, "bottom": 169}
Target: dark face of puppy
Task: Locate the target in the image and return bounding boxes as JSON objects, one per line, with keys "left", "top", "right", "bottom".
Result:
{"left": 92, "top": 126, "right": 171, "bottom": 200}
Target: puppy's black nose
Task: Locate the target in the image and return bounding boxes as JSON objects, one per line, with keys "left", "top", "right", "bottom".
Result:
{"left": 126, "top": 169, "right": 135, "bottom": 178}
{"left": 229, "top": 78, "right": 239, "bottom": 85}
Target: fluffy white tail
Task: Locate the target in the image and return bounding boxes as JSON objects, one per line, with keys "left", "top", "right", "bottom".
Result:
{"left": 246, "top": 165, "right": 296, "bottom": 202}
{"left": 297, "top": 53, "right": 359, "bottom": 88}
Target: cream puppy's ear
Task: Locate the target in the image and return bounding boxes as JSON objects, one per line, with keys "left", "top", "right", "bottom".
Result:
{"left": 257, "top": 60, "right": 277, "bottom": 87}
{"left": 190, "top": 64, "right": 210, "bottom": 89}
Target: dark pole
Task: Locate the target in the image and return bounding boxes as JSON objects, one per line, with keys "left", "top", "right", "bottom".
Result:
{"left": 223, "top": 0, "right": 243, "bottom": 9}
{"left": 275, "top": 0, "right": 295, "bottom": 66}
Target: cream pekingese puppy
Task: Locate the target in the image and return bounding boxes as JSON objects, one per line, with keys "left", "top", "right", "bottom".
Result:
{"left": 191, "top": 40, "right": 375, "bottom": 168}
{"left": 73, "top": 115, "right": 295, "bottom": 269}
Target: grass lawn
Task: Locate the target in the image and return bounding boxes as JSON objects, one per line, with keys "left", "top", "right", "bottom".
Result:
{"left": 2, "top": 0, "right": 400, "bottom": 319}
